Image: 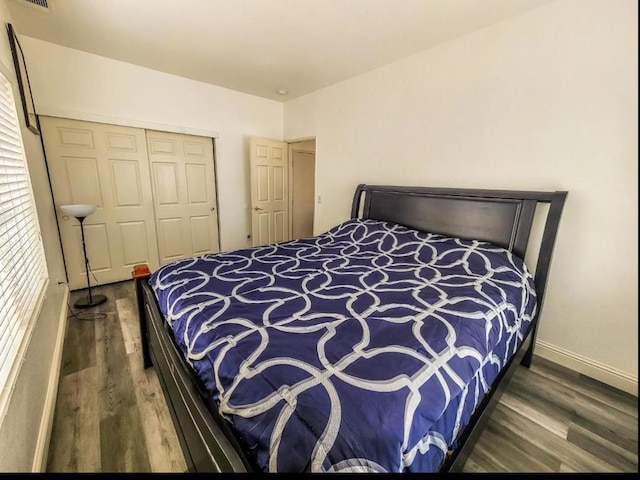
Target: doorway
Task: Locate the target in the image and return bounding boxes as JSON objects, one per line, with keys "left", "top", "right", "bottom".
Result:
{"left": 249, "top": 137, "right": 316, "bottom": 246}
{"left": 288, "top": 139, "right": 316, "bottom": 240}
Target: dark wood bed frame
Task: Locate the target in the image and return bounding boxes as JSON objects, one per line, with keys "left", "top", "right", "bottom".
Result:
{"left": 133, "top": 184, "right": 567, "bottom": 473}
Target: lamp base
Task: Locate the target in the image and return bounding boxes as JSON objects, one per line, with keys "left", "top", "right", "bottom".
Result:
{"left": 74, "top": 294, "right": 107, "bottom": 309}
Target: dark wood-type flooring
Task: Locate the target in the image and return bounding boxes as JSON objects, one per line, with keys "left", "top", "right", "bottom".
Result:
{"left": 47, "top": 281, "right": 638, "bottom": 473}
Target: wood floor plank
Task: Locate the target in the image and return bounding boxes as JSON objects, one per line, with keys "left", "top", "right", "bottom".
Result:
{"left": 95, "top": 311, "right": 138, "bottom": 419}
{"left": 528, "top": 355, "right": 582, "bottom": 384}
{"left": 60, "top": 315, "right": 96, "bottom": 376}
{"left": 530, "top": 356, "right": 637, "bottom": 420}
{"left": 576, "top": 374, "right": 639, "bottom": 420}
{"left": 559, "top": 462, "right": 578, "bottom": 473}
{"left": 92, "top": 285, "right": 152, "bottom": 470}
{"left": 112, "top": 280, "right": 135, "bottom": 301}
{"left": 499, "top": 390, "right": 570, "bottom": 439}
{"left": 47, "top": 367, "right": 101, "bottom": 472}
{"left": 469, "top": 420, "right": 560, "bottom": 472}
{"left": 116, "top": 297, "right": 141, "bottom": 355}
{"left": 567, "top": 421, "right": 638, "bottom": 472}
{"left": 123, "top": 284, "right": 186, "bottom": 473}
{"left": 510, "top": 364, "right": 580, "bottom": 417}
{"left": 128, "top": 345, "right": 187, "bottom": 472}
{"left": 571, "top": 396, "right": 638, "bottom": 454}
{"left": 574, "top": 397, "right": 638, "bottom": 451}
{"left": 474, "top": 402, "right": 626, "bottom": 472}
{"left": 99, "top": 407, "right": 151, "bottom": 472}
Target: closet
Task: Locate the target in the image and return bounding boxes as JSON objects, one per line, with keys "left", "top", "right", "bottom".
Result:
{"left": 40, "top": 116, "right": 220, "bottom": 290}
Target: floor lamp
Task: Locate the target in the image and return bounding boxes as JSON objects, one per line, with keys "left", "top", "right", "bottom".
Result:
{"left": 60, "top": 204, "right": 107, "bottom": 309}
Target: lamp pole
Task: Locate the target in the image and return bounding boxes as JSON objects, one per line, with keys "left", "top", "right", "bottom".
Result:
{"left": 72, "top": 215, "right": 107, "bottom": 309}
{"left": 78, "top": 216, "right": 93, "bottom": 304}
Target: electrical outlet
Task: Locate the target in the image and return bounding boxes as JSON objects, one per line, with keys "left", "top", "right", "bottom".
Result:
{"left": 317, "top": 195, "right": 322, "bottom": 204}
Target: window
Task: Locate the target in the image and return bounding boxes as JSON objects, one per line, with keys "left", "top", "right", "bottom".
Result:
{"left": 0, "top": 69, "right": 48, "bottom": 413}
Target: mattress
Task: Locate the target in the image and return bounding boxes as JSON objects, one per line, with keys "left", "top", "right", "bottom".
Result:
{"left": 150, "top": 218, "right": 537, "bottom": 472}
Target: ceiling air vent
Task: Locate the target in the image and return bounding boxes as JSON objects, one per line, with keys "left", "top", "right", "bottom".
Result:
{"left": 16, "top": 0, "right": 50, "bottom": 11}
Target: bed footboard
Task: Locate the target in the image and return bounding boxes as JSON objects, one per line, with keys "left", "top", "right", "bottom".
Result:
{"left": 132, "top": 265, "right": 153, "bottom": 369}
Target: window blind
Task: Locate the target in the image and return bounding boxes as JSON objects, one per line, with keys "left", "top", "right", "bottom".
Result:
{"left": 0, "top": 70, "right": 47, "bottom": 402}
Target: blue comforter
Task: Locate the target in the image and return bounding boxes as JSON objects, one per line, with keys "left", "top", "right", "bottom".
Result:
{"left": 150, "top": 218, "right": 537, "bottom": 472}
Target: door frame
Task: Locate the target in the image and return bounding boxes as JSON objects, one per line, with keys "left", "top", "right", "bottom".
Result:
{"left": 286, "top": 137, "right": 316, "bottom": 240}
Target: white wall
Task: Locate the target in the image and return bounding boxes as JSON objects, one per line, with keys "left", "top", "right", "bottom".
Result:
{"left": 19, "top": 36, "right": 284, "bottom": 253}
{"left": 284, "top": 0, "right": 638, "bottom": 392}
{"left": 0, "top": 0, "right": 68, "bottom": 471}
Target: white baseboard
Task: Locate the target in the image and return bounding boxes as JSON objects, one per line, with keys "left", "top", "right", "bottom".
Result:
{"left": 535, "top": 340, "right": 638, "bottom": 397}
{"left": 31, "top": 285, "right": 69, "bottom": 472}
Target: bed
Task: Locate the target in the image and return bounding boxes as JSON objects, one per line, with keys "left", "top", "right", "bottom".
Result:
{"left": 132, "top": 184, "right": 567, "bottom": 473}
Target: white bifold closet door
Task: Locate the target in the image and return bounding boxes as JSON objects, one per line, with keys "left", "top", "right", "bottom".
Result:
{"left": 41, "top": 117, "right": 219, "bottom": 290}
{"left": 146, "top": 129, "right": 219, "bottom": 265}
{"left": 41, "top": 117, "right": 160, "bottom": 290}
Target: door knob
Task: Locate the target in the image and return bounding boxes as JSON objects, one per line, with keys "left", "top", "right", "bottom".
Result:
{"left": 210, "top": 207, "right": 216, "bottom": 211}
{"left": 254, "top": 206, "right": 263, "bottom": 211}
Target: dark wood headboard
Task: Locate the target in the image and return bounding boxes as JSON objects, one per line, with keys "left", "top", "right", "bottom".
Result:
{"left": 351, "top": 184, "right": 564, "bottom": 259}
{"left": 351, "top": 184, "right": 567, "bottom": 366}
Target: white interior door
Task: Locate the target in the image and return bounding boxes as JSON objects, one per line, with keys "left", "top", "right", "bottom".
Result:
{"left": 146, "top": 130, "right": 219, "bottom": 264}
{"left": 41, "top": 116, "right": 160, "bottom": 290}
{"left": 250, "top": 137, "right": 289, "bottom": 246}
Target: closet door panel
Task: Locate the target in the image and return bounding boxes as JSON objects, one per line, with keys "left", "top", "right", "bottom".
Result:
{"left": 41, "top": 116, "right": 160, "bottom": 289}
{"left": 119, "top": 221, "right": 150, "bottom": 266}
{"left": 157, "top": 217, "right": 185, "bottom": 261}
{"left": 110, "top": 160, "right": 143, "bottom": 207}
{"left": 147, "top": 130, "right": 219, "bottom": 265}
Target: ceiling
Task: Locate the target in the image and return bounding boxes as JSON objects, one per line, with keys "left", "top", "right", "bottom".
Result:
{"left": 7, "top": 0, "right": 555, "bottom": 101}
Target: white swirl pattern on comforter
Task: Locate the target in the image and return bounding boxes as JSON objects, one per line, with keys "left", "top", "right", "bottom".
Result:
{"left": 150, "top": 218, "right": 537, "bottom": 472}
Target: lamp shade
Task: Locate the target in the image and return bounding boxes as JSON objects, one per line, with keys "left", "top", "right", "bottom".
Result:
{"left": 60, "top": 204, "right": 97, "bottom": 218}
